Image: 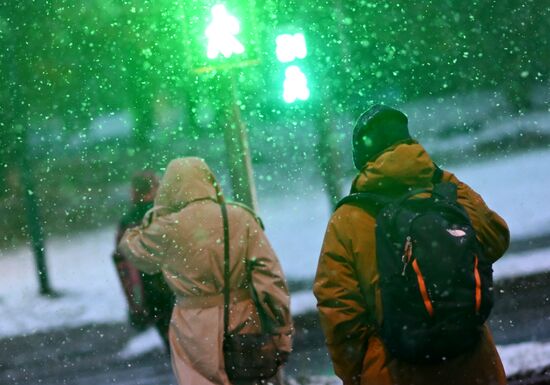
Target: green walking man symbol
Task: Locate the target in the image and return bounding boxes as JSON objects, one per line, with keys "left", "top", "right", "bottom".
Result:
{"left": 206, "top": 4, "right": 245, "bottom": 59}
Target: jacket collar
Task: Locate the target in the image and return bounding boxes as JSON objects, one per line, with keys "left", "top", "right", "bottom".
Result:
{"left": 351, "top": 141, "right": 436, "bottom": 196}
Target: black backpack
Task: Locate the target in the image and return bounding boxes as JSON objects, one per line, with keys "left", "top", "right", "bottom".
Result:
{"left": 337, "top": 175, "right": 494, "bottom": 363}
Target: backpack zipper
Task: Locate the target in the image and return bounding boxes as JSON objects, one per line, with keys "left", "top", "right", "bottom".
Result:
{"left": 401, "top": 236, "right": 413, "bottom": 276}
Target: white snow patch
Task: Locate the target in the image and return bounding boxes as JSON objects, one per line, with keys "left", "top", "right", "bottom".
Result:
{"left": 0, "top": 227, "right": 126, "bottom": 337}
{"left": 450, "top": 147, "right": 550, "bottom": 241}
{"left": 498, "top": 341, "right": 550, "bottom": 376}
{"left": 261, "top": 188, "right": 331, "bottom": 280}
{"left": 494, "top": 248, "right": 550, "bottom": 280}
{"left": 118, "top": 326, "right": 165, "bottom": 359}
{"left": 291, "top": 290, "right": 317, "bottom": 316}
{"left": 426, "top": 111, "right": 550, "bottom": 155}
{"left": 287, "top": 376, "right": 340, "bottom": 385}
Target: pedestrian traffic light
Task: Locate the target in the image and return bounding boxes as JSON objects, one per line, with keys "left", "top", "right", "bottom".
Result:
{"left": 182, "top": 0, "right": 260, "bottom": 73}
{"left": 275, "top": 33, "right": 307, "bottom": 63}
{"left": 205, "top": 4, "right": 245, "bottom": 59}
{"left": 283, "top": 65, "right": 310, "bottom": 103}
{"left": 274, "top": 31, "right": 310, "bottom": 103}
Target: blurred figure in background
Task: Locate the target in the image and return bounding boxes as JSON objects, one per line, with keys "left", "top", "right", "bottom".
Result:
{"left": 119, "top": 157, "right": 293, "bottom": 385}
{"left": 112, "top": 171, "right": 174, "bottom": 350}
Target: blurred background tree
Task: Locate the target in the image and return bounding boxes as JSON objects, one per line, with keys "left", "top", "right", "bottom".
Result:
{"left": 1, "top": 0, "right": 549, "bottom": 246}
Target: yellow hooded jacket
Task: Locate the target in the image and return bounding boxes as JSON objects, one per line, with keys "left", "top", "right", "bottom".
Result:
{"left": 314, "top": 142, "right": 509, "bottom": 385}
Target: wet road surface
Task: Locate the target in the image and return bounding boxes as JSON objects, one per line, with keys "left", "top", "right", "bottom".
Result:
{"left": 1, "top": 271, "right": 549, "bottom": 385}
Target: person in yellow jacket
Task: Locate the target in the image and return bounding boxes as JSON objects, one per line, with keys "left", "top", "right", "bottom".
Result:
{"left": 313, "top": 105, "right": 510, "bottom": 385}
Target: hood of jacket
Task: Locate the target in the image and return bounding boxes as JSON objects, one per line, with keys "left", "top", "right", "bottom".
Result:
{"left": 154, "top": 157, "right": 222, "bottom": 211}
{"left": 351, "top": 141, "right": 436, "bottom": 196}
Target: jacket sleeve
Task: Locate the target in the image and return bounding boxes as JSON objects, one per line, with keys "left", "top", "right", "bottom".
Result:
{"left": 313, "top": 214, "right": 370, "bottom": 385}
{"left": 118, "top": 209, "right": 177, "bottom": 274}
{"left": 444, "top": 171, "right": 510, "bottom": 262}
{"left": 246, "top": 220, "right": 293, "bottom": 353}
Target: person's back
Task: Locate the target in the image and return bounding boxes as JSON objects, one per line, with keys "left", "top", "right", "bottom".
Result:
{"left": 313, "top": 105, "right": 510, "bottom": 385}
{"left": 119, "top": 157, "right": 293, "bottom": 385}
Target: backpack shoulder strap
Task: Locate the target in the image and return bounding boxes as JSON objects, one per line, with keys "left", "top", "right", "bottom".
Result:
{"left": 432, "top": 163, "right": 444, "bottom": 184}
{"left": 335, "top": 192, "right": 392, "bottom": 212}
{"left": 336, "top": 163, "right": 445, "bottom": 213}
{"left": 431, "top": 164, "right": 459, "bottom": 202}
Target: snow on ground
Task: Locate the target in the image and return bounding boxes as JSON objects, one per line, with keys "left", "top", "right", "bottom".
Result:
{"left": 0, "top": 228, "right": 126, "bottom": 337}
{"left": 1, "top": 148, "right": 550, "bottom": 336}
{"left": 261, "top": 190, "right": 332, "bottom": 280}
{"left": 494, "top": 248, "right": 550, "bottom": 280}
{"left": 425, "top": 111, "right": 550, "bottom": 155}
{"left": 117, "top": 326, "right": 166, "bottom": 360}
{"left": 290, "top": 290, "right": 318, "bottom": 316}
{"left": 116, "top": 327, "right": 550, "bottom": 379}
{"left": 288, "top": 376, "right": 340, "bottom": 385}
{"left": 0, "top": 147, "right": 549, "bottom": 377}
{"left": 449, "top": 147, "right": 550, "bottom": 241}
{"left": 498, "top": 341, "right": 550, "bottom": 377}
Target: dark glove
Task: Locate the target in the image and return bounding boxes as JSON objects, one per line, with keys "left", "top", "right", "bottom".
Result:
{"left": 276, "top": 350, "right": 290, "bottom": 365}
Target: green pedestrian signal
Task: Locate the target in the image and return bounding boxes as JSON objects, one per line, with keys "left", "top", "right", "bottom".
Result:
{"left": 283, "top": 65, "right": 310, "bottom": 103}
{"left": 206, "top": 4, "right": 245, "bottom": 59}
{"left": 275, "top": 32, "right": 310, "bottom": 103}
{"left": 275, "top": 33, "right": 307, "bottom": 63}
{"left": 182, "top": 0, "right": 260, "bottom": 73}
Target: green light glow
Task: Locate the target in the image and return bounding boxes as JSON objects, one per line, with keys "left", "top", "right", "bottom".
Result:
{"left": 275, "top": 33, "right": 307, "bottom": 63}
{"left": 283, "top": 65, "right": 310, "bottom": 103}
{"left": 205, "top": 4, "right": 245, "bottom": 59}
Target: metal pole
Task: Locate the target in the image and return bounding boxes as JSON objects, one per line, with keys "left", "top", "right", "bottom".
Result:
{"left": 316, "top": 99, "right": 343, "bottom": 210}
{"left": 222, "top": 71, "right": 258, "bottom": 211}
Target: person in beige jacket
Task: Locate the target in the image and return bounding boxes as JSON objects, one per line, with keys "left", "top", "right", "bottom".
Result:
{"left": 119, "top": 157, "right": 293, "bottom": 385}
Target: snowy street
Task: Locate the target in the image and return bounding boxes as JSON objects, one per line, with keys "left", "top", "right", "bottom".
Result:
{"left": 3, "top": 1, "right": 549, "bottom": 383}
{"left": 1, "top": 148, "right": 550, "bottom": 383}
{"left": 1, "top": 270, "right": 549, "bottom": 385}
{"left": 2, "top": 148, "right": 550, "bottom": 336}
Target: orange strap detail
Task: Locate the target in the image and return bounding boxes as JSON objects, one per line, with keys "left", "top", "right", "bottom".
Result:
{"left": 474, "top": 256, "right": 482, "bottom": 313}
{"left": 412, "top": 259, "right": 434, "bottom": 317}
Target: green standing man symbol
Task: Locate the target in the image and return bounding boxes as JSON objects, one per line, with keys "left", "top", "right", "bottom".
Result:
{"left": 275, "top": 32, "right": 310, "bottom": 103}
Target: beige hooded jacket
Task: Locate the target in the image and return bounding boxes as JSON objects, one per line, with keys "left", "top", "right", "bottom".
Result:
{"left": 120, "top": 157, "right": 292, "bottom": 385}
